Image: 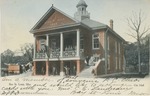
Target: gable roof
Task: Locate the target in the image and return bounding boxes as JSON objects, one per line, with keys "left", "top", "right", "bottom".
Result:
{"left": 81, "top": 18, "right": 107, "bottom": 30}
{"left": 30, "top": 5, "right": 79, "bottom": 33}
{"left": 30, "top": 5, "right": 125, "bottom": 42}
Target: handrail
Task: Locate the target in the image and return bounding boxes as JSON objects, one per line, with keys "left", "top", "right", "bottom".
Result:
{"left": 92, "top": 59, "right": 102, "bottom": 76}
{"left": 94, "top": 59, "right": 101, "bottom": 69}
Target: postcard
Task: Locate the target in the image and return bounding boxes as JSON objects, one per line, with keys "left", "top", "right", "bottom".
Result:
{"left": 1, "top": 0, "right": 150, "bottom": 96}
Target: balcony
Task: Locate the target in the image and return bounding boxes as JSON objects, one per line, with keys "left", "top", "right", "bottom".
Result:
{"left": 35, "top": 49, "right": 84, "bottom": 59}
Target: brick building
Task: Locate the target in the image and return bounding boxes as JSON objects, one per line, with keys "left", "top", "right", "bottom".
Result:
{"left": 30, "top": 0, "right": 125, "bottom": 76}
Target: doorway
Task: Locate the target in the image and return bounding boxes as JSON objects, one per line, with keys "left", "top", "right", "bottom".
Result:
{"left": 64, "top": 61, "right": 76, "bottom": 76}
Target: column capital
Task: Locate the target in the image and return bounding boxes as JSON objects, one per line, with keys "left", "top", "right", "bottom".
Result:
{"left": 76, "top": 29, "right": 80, "bottom": 31}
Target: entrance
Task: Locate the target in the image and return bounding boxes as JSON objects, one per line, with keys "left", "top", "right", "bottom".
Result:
{"left": 64, "top": 61, "right": 76, "bottom": 76}
{"left": 49, "top": 61, "right": 60, "bottom": 76}
{"left": 36, "top": 61, "right": 46, "bottom": 75}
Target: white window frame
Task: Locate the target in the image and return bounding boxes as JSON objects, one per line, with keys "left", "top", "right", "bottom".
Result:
{"left": 92, "top": 33, "right": 100, "bottom": 49}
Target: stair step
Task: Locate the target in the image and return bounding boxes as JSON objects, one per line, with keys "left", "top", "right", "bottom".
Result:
{"left": 78, "top": 65, "right": 95, "bottom": 77}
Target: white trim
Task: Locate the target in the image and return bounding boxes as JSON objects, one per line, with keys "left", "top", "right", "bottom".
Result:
{"left": 33, "top": 57, "right": 81, "bottom": 61}
{"left": 33, "top": 59, "right": 47, "bottom": 61}
{"left": 35, "top": 29, "right": 77, "bottom": 37}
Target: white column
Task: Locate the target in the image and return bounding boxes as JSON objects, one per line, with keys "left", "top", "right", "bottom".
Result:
{"left": 60, "top": 33, "right": 63, "bottom": 57}
{"left": 60, "top": 33, "right": 65, "bottom": 76}
{"left": 76, "top": 29, "right": 80, "bottom": 57}
{"left": 33, "top": 36, "right": 36, "bottom": 59}
{"left": 46, "top": 35, "right": 49, "bottom": 58}
{"left": 46, "top": 35, "right": 49, "bottom": 47}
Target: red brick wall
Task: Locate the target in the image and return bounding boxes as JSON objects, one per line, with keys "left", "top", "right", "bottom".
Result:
{"left": 92, "top": 30, "right": 105, "bottom": 58}
{"left": 81, "top": 29, "right": 92, "bottom": 57}
{"left": 107, "top": 32, "right": 124, "bottom": 74}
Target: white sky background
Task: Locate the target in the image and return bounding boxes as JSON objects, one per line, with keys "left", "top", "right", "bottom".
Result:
{"left": 0, "top": 0, "right": 150, "bottom": 53}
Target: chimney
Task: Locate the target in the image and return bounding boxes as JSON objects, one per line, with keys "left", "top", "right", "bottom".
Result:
{"left": 110, "top": 19, "right": 113, "bottom": 30}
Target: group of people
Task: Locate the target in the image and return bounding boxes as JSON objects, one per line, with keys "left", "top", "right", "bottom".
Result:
{"left": 36, "top": 55, "right": 92, "bottom": 76}
{"left": 51, "top": 65, "right": 76, "bottom": 76}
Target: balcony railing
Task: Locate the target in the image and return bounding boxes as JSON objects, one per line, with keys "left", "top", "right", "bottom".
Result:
{"left": 35, "top": 52, "right": 47, "bottom": 59}
{"left": 35, "top": 49, "right": 84, "bottom": 59}
{"left": 50, "top": 51, "right": 60, "bottom": 58}
{"left": 63, "top": 50, "right": 76, "bottom": 57}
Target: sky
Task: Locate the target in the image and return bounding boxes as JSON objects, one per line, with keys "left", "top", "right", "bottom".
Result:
{"left": 0, "top": 0, "right": 150, "bottom": 53}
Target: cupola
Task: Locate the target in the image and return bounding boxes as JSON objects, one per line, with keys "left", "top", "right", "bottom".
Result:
{"left": 74, "top": 0, "right": 90, "bottom": 21}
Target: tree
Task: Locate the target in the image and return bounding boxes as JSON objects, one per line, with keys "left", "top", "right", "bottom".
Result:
{"left": 1, "top": 49, "right": 16, "bottom": 70}
{"left": 20, "top": 43, "right": 33, "bottom": 63}
{"left": 1, "top": 49, "right": 15, "bottom": 65}
{"left": 127, "top": 11, "right": 150, "bottom": 73}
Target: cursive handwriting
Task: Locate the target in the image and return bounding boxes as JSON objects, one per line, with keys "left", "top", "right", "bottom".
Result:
{"left": 0, "top": 77, "right": 150, "bottom": 96}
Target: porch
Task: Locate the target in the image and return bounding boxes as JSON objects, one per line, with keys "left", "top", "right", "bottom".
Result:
{"left": 33, "top": 29, "right": 85, "bottom": 60}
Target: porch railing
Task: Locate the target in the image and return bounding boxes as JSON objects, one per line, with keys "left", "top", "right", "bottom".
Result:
{"left": 35, "top": 52, "right": 47, "bottom": 59}
{"left": 50, "top": 51, "right": 60, "bottom": 58}
{"left": 35, "top": 49, "right": 84, "bottom": 59}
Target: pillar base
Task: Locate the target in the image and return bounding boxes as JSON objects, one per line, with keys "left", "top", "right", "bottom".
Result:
{"left": 60, "top": 71, "right": 65, "bottom": 77}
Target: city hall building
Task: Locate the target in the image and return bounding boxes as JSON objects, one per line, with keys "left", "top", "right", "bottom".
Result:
{"left": 30, "top": 0, "right": 125, "bottom": 76}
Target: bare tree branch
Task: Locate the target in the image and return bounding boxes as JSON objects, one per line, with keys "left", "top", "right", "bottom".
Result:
{"left": 140, "top": 27, "right": 150, "bottom": 39}
{"left": 127, "top": 18, "right": 137, "bottom": 31}
{"left": 126, "top": 33, "right": 137, "bottom": 40}
{"left": 126, "top": 11, "right": 150, "bottom": 73}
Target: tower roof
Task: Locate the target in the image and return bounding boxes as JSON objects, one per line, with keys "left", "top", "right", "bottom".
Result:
{"left": 76, "top": 0, "right": 87, "bottom": 7}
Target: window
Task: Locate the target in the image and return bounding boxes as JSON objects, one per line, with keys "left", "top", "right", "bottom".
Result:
{"left": 107, "top": 36, "right": 109, "bottom": 50}
{"left": 92, "top": 33, "right": 100, "bottom": 49}
{"left": 80, "top": 35, "right": 84, "bottom": 49}
{"left": 115, "top": 41, "right": 118, "bottom": 70}
{"left": 107, "top": 54, "right": 110, "bottom": 70}
{"left": 118, "top": 43, "right": 121, "bottom": 70}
